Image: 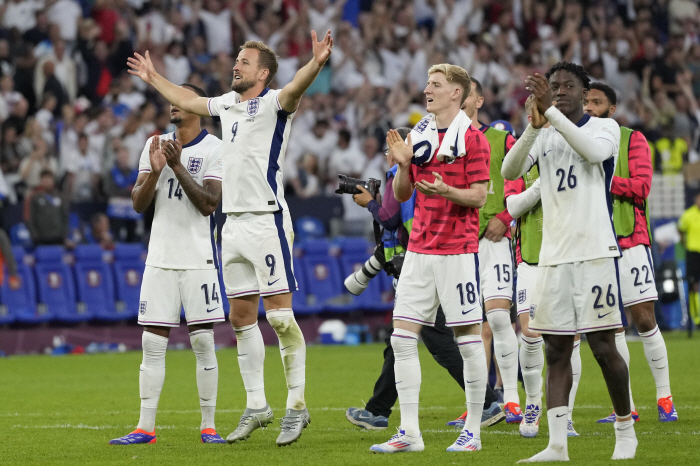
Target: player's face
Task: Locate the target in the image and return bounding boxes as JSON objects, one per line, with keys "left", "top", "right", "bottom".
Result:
{"left": 548, "top": 70, "right": 587, "bottom": 116}
{"left": 425, "top": 72, "right": 460, "bottom": 114}
{"left": 460, "top": 81, "right": 483, "bottom": 119}
{"left": 232, "top": 48, "right": 263, "bottom": 93}
{"left": 583, "top": 89, "right": 616, "bottom": 119}
{"left": 170, "top": 87, "right": 198, "bottom": 125}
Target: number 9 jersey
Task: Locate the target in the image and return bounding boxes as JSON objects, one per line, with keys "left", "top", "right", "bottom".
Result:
{"left": 524, "top": 113, "right": 621, "bottom": 266}
{"left": 138, "top": 130, "right": 223, "bottom": 270}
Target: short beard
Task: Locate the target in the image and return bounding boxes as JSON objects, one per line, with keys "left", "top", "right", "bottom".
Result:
{"left": 231, "top": 77, "right": 256, "bottom": 93}
{"left": 170, "top": 116, "right": 182, "bottom": 125}
{"left": 598, "top": 109, "right": 610, "bottom": 118}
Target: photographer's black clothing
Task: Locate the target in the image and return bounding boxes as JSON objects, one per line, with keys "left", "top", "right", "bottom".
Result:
{"left": 365, "top": 308, "right": 499, "bottom": 418}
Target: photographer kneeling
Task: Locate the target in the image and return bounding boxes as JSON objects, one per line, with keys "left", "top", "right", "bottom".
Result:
{"left": 344, "top": 128, "right": 503, "bottom": 430}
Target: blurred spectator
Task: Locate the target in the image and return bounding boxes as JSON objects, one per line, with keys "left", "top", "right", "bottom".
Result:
{"left": 164, "top": 41, "right": 191, "bottom": 87}
{"left": 19, "top": 136, "right": 58, "bottom": 191}
{"left": 327, "top": 129, "right": 364, "bottom": 186}
{"left": 27, "top": 169, "right": 72, "bottom": 247}
{"left": 63, "top": 133, "right": 100, "bottom": 202}
{"left": 290, "top": 153, "right": 322, "bottom": 199}
{"left": 87, "top": 212, "right": 115, "bottom": 250}
{"left": 104, "top": 146, "right": 139, "bottom": 242}
{"left": 2, "top": 0, "right": 44, "bottom": 33}
{"left": 47, "top": 0, "right": 84, "bottom": 44}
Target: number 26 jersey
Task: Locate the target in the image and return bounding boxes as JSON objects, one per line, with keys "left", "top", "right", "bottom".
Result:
{"left": 138, "top": 130, "right": 223, "bottom": 270}
{"left": 524, "top": 114, "right": 621, "bottom": 266}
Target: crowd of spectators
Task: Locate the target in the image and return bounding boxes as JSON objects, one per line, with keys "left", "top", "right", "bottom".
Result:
{"left": 0, "top": 0, "right": 699, "bottom": 246}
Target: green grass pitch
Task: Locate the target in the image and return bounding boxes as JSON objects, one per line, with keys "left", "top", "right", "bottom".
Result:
{"left": 1, "top": 331, "right": 698, "bottom": 465}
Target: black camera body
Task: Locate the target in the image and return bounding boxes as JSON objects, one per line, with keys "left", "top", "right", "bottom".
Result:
{"left": 384, "top": 253, "right": 404, "bottom": 278}
{"left": 335, "top": 175, "right": 382, "bottom": 199}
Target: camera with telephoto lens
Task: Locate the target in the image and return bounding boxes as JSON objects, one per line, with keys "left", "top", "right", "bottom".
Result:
{"left": 344, "top": 245, "right": 405, "bottom": 296}
{"left": 384, "top": 253, "right": 404, "bottom": 278}
{"left": 335, "top": 175, "right": 382, "bottom": 199}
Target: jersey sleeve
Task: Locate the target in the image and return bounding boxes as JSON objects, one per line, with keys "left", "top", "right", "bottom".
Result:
{"left": 203, "top": 142, "right": 223, "bottom": 182}
{"left": 207, "top": 95, "right": 223, "bottom": 117}
{"left": 504, "top": 177, "right": 526, "bottom": 199}
{"left": 138, "top": 136, "right": 155, "bottom": 174}
{"left": 593, "top": 119, "right": 621, "bottom": 159}
{"left": 526, "top": 132, "right": 541, "bottom": 170}
{"left": 610, "top": 130, "right": 652, "bottom": 200}
{"left": 465, "top": 129, "right": 490, "bottom": 184}
{"left": 505, "top": 133, "right": 516, "bottom": 153}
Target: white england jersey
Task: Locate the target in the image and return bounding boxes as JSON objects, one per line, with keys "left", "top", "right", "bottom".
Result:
{"left": 207, "top": 88, "right": 294, "bottom": 213}
{"left": 525, "top": 113, "right": 621, "bottom": 266}
{"left": 138, "top": 130, "right": 223, "bottom": 269}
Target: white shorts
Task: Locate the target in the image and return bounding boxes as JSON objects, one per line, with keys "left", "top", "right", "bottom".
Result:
{"left": 393, "top": 251, "right": 483, "bottom": 327}
{"left": 619, "top": 244, "right": 658, "bottom": 307}
{"left": 138, "top": 266, "right": 225, "bottom": 327}
{"left": 222, "top": 211, "right": 297, "bottom": 298}
{"left": 529, "top": 257, "right": 623, "bottom": 335}
{"left": 478, "top": 236, "right": 514, "bottom": 302}
{"left": 516, "top": 262, "right": 538, "bottom": 315}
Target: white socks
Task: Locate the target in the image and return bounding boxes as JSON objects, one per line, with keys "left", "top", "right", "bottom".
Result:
{"left": 639, "top": 326, "right": 672, "bottom": 399}
{"left": 612, "top": 419, "right": 638, "bottom": 459}
{"left": 615, "top": 332, "right": 636, "bottom": 411}
{"left": 519, "top": 406, "right": 569, "bottom": 463}
{"left": 190, "top": 329, "right": 218, "bottom": 431}
{"left": 519, "top": 335, "right": 544, "bottom": 406}
{"left": 234, "top": 322, "right": 267, "bottom": 409}
{"left": 456, "top": 334, "right": 487, "bottom": 439}
{"left": 391, "top": 328, "right": 421, "bottom": 437}
{"left": 486, "top": 309, "right": 519, "bottom": 405}
{"left": 137, "top": 331, "right": 168, "bottom": 432}
{"left": 267, "top": 309, "right": 306, "bottom": 410}
{"left": 568, "top": 340, "right": 581, "bottom": 421}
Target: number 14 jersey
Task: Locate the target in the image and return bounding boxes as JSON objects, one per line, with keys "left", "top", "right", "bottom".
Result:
{"left": 525, "top": 114, "right": 620, "bottom": 266}
{"left": 138, "top": 130, "right": 223, "bottom": 270}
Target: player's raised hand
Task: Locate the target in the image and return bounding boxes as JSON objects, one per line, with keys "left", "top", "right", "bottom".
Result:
{"left": 311, "top": 30, "right": 333, "bottom": 66}
{"left": 149, "top": 136, "right": 166, "bottom": 174}
{"left": 162, "top": 139, "right": 183, "bottom": 168}
{"left": 416, "top": 172, "right": 449, "bottom": 196}
{"left": 526, "top": 94, "right": 548, "bottom": 129}
{"left": 525, "top": 73, "right": 553, "bottom": 114}
{"left": 127, "top": 51, "right": 157, "bottom": 85}
{"left": 387, "top": 130, "right": 413, "bottom": 167}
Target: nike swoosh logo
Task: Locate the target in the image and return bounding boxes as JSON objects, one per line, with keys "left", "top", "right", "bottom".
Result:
{"left": 281, "top": 345, "right": 292, "bottom": 351}
{"left": 206, "top": 307, "right": 219, "bottom": 313}
{"left": 556, "top": 413, "right": 566, "bottom": 418}
{"left": 598, "top": 312, "right": 612, "bottom": 318}
{"left": 498, "top": 285, "right": 509, "bottom": 290}
{"left": 502, "top": 351, "right": 515, "bottom": 357}
{"left": 204, "top": 367, "right": 217, "bottom": 371}
{"left": 224, "top": 105, "right": 230, "bottom": 110}
{"left": 268, "top": 278, "right": 281, "bottom": 286}
{"left": 544, "top": 150, "right": 553, "bottom": 157}
{"left": 238, "top": 353, "right": 247, "bottom": 356}
{"left": 466, "top": 380, "right": 480, "bottom": 384}
{"left": 462, "top": 307, "right": 476, "bottom": 315}
{"left": 652, "top": 357, "right": 665, "bottom": 362}
{"left": 395, "top": 381, "right": 402, "bottom": 384}
{"left": 640, "top": 288, "right": 651, "bottom": 294}
{"left": 525, "top": 365, "right": 540, "bottom": 369}
{"left": 572, "top": 373, "right": 580, "bottom": 376}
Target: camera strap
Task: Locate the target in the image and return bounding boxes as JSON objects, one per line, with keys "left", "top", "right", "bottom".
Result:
{"left": 373, "top": 220, "right": 383, "bottom": 245}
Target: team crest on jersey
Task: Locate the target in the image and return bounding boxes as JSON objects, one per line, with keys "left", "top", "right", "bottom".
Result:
{"left": 413, "top": 117, "right": 430, "bottom": 134}
{"left": 187, "top": 157, "right": 203, "bottom": 174}
{"left": 518, "top": 290, "right": 527, "bottom": 305}
{"left": 247, "top": 98, "right": 260, "bottom": 116}
{"left": 139, "top": 301, "right": 147, "bottom": 315}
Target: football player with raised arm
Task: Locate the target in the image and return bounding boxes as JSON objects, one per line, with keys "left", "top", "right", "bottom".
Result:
{"left": 128, "top": 30, "right": 333, "bottom": 447}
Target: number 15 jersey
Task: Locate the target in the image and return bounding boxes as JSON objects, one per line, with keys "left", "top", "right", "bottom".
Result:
{"left": 207, "top": 88, "right": 294, "bottom": 214}
{"left": 525, "top": 113, "right": 621, "bottom": 266}
{"left": 138, "top": 130, "right": 223, "bottom": 270}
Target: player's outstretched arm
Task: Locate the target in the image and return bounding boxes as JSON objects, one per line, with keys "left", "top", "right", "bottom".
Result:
{"left": 127, "top": 51, "right": 210, "bottom": 117}
{"left": 132, "top": 137, "right": 166, "bottom": 213}
{"left": 506, "top": 178, "right": 541, "bottom": 219}
{"left": 278, "top": 30, "right": 333, "bottom": 113}
{"left": 387, "top": 130, "right": 415, "bottom": 202}
{"left": 162, "top": 140, "right": 221, "bottom": 216}
{"left": 502, "top": 126, "right": 540, "bottom": 180}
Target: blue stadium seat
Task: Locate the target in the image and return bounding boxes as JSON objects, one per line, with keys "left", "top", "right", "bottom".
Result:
{"left": 292, "top": 256, "right": 322, "bottom": 314}
{"left": 336, "top": 237, "right": 390, "bottom": 311}
{"left": 34, "top": 245, "right": 88, "bottom": 323}
{"left": 112, "top": 244, "right": 146, "bottom": 320}
{"left": 294, "top": 216, "right": 326, "bottom": 243}
{"left": 9, "top": 223, "right": 33, "bottom": 249}
{"left": 299, "top": 239, "right": 354, "bottom": 312}
{"left": 2, "top": 247, "right": 45, "bottom": 324}
{"left": 73, "top": 244, "right": 120, "bottom": 321}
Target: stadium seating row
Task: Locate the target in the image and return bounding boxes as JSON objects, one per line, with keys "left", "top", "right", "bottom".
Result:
{"left": 0, "top": 238, "right": 394, "bottom": 325}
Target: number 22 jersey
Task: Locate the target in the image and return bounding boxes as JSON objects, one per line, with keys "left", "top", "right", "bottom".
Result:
{"left": 138, "top": 130, "right": 223, "bottom": 269}
{"left": 525, "top": 113, "right": 621, "bottom": 266}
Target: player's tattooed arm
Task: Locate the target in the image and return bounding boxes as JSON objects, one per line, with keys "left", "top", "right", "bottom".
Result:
{"left": 162, "top": 140, "right": 221, "bottom": 216}
{"left": 132, "top": 137, "right": 165, "bottom": 213}
{"left": 278, "top": 30, "right": 333, "bottom": 113}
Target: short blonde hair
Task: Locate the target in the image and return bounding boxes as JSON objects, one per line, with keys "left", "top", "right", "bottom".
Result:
{"left": 428, "top": 64, "right": 472, "bottom": 105}
{"left": 241, "top": 41, "right": 278, "bottom": 87}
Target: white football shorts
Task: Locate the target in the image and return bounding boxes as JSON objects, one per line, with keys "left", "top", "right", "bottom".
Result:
{"left": 393, "top": 251, "right": 483, "bottom": 327}
{"left": 619, "top": 244, "right": 658, "bottom": 307}
{"left": 516, "top": 261, "right": 538, "bottom": 315}
{"left": 138, "top": 266, "right": 225, "bottom": 327}
{"left": 478, "top": 236, "right": 515, "bottom": 302}
{"left": 222, "top": 210, "right": 297, "bottom": 298}
{"left": 529, "top": 257, "right": 624, "bottom": 335}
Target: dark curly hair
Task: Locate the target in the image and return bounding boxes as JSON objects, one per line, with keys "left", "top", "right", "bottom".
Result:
{"left": 589, "top": 82, "right": 617, "bottom": 106}
{"left": 545, "top": 61, "right": 591, "bottom": 90}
